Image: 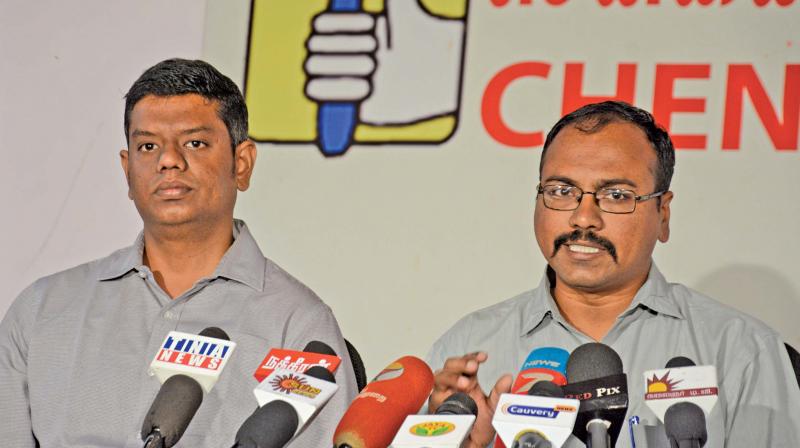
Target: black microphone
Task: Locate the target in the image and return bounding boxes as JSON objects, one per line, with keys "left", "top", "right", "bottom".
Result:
{"left": 435, "top": 392, "right": 479, "bottom": 416}
{"left": 664, "top": 402, "right": 708, "bottom": 448}
{"left": 528, "top": 380, "right": 564, "bottom": 398}
{"left": 142, "top": 326, "right": 232, "bottom": 448}
{"left": 562, "top": 342, "right": 628, "bottom": 448}
{"left": 665, "top": 356, "right": 696, "bottom": 369}
{"left": 232, "top": 341, "right": 339, "bottom": 448}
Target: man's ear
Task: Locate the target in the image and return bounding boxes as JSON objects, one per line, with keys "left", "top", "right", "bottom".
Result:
{"left": 234, "top": 140, "right": 257, "bottom": 191}
{"left": 658, "top": 191, "right": 673, "bottom": 243}
{"left": 119, "top": 149, "right": 132, "bottom": 200}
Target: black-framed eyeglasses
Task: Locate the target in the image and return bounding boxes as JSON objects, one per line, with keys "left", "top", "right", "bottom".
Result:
{"left": 536, "top": 183, "right": 666, "bottom": 214}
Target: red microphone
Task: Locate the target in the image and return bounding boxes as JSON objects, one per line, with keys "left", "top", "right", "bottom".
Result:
{"left": 333, "top": 356, "right": 434, "bottom": 448}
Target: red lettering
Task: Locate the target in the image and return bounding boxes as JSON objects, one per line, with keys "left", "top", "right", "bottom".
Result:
{"left": 652, "top": 64, "right": 710, "bottom": 149}
{"left": 561, "top": 63, "right": 637, "bottom": 115}
{"left": 482, "top": 62, "right": 551, "bottom": 147}
{"left": 722, "top": 64, "right": 799, "bottom": 150}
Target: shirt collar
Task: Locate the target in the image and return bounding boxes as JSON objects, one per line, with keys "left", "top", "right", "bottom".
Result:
{"left": 519, "top": 262, "right": 683, "bottom": 336}
{"left": 97, "top": 219, "right": 266, "bottom": 292}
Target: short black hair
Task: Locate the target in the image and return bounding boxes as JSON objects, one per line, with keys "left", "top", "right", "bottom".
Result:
{"left": 540, "top": 101, "right": 675, "bottom": 193}
{"left": 124, "top": 58, "right": 248, "bottom": 150}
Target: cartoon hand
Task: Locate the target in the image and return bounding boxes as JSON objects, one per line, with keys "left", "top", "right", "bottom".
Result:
{"left": 304, "top": 12, "right": 377, "bottom": 104}
{"left": 304, "top": 1, "right": 466, "bottom": 126}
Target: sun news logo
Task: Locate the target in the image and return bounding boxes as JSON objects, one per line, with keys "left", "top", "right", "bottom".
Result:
{"left": 243, "top": 0, "right": 470, "bottom": 156}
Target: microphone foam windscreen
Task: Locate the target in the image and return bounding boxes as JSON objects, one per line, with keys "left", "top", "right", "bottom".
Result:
{"left": 141, "top": 374, "right": 203, "bottom": 447}
{"left": 435, "top": 392, "right": 478, "bottom": 416}
{"left": 235, "top": 400, "right": 299, "bottom": 448}
{"left": 665, "top": 356, "right": 696, "bottom": 368}
{"left": 333, "top": 356, "right": 434, "bottom": 448}
{"left": 303, "top": 340, "right": 337, "bottom": 356}
{"left": 306, "top": 365, "right": 336, "bottom": 383}
{"left": 566, "top": 342, "right": 623, "bottom": 383}
{"left": 664, "top": 402, "right": 708, "bottom": 447}
{"left": 528, "top": 380, "right": 564, "bottom": 398}
{"left": 199, "top": 326, "right": 230, "bottom": 341}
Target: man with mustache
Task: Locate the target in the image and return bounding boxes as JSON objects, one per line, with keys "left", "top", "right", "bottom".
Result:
{"left": 426, "top": 101, "right": 800, "bottom": 446}
{"left": 0, "top": 59, "right": 357, "bottom": 447}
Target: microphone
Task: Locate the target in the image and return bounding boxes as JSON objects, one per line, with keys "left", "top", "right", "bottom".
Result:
{"left": 643, "top": 357, "right": 716, "bottom": 447}
{"left": 561, "top": 342, "right": 628, "bottom": 448}
{"left": 142, "top": 327, "right": 236, "bottom": 448}
{"left": 234, "top": 363, "right": 338, "bottom": 448}
{"left": 244, "top": 341, "right": 341, "bottom": 447}
{"left": 334, "top": 356, "right": 434, "bottom": 448}
{"left": 495, "top": 347, "right": 571, "bottom": 448}
{"left": 663, "top": 402, "right": 708, "bottom": 448}
{"left": 492, "top": 379, "right": 579, "bottom": 448}
{"left": 390, "top": 392, "right": 478, "bottom": 447}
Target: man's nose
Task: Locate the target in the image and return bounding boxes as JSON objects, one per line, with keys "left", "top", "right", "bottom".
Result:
{"left": 158, "top": 143, "right": 187, "bottom": 172}
{"left": 568, "top": 192, "right": 604, "bottom": 230}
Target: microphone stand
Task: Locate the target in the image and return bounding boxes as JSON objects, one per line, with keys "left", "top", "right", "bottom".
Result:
{"left": 143, "top": 430, "right": 164, "bottom": 448}
{"left": 586, "top": 419, "right": 610, "bottom": 448}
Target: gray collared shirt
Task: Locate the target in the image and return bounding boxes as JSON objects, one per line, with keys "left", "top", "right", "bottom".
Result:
{"left": 0, "top": 220, "right": 357, "bottom": 447}
{"left": 426, "top": 264, "right": 800, "bottom": 447}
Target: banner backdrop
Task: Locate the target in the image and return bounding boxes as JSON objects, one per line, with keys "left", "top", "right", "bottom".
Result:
{"left": 1, "top": 1, "right": 797, "bottom": 379}
{"left": 204, "top": 0, "right": 799, "bottom": 375}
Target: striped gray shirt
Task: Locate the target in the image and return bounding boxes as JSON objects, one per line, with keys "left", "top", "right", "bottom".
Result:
{"left": 426, "top": 264, "right": 800, "bottom": 447}
{"left": 0, "top": 220, "right": 357, "bottom": 447}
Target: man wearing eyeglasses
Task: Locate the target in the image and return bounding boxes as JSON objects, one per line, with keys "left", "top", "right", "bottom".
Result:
{"left": 425, "top": 101, "right": 800, "bottom": 447}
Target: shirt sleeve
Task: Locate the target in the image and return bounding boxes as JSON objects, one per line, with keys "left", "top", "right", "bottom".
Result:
{"left": 0, "top": 283, "right": 40, "bottom": 448}
{"left": 723, "top": 333, "right": 800, "bottom": 446}
{"left": 283, "top": 300, "right": 359, "bottom": 448}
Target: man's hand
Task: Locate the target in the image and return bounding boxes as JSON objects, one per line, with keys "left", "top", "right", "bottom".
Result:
{"left": 429, "top": 352, "right": 513, "bottom": 448}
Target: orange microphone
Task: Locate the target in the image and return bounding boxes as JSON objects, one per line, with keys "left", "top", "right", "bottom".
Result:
{"left": 333, "top": 356, "right": 434, "bottom": 448}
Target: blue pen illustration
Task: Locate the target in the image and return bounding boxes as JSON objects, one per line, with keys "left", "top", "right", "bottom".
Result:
{"left": 317, "top": 0, "right": 361, "bottom": 156}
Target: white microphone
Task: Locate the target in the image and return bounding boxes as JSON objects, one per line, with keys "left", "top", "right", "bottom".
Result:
{"left": 492, "top": 381, "right": 580, "bottom": 448}
{"left": 142, "top": 327, "right": 236, "bottom": 448}
{"left": 389, "top": 392, "right": 478, "bottom": 448}
{"left": 248, "top": 342, "right": 341, "bottom": 442}
{"left": 148, "top": 327, "right": 237, "bottom": 393}
{"left": 643, "top": 363, "right": 718, "bottom": 422}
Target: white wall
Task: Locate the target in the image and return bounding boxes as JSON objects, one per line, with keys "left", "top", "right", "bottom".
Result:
{"left": 2, "top": 0, "right": 798, "bottom": 380}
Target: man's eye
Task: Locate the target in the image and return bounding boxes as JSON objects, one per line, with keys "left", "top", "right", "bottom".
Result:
{"left": 547, "top": 186, "right": 574, "bottom": 197}
{"left": 602, "top": 189, "right": 633, "bottom": 202}
{"left": 186, "top": 140, "right": 206, "bottom": 149}
{"left": 138, "top": 143, "right": 157, "bottom": 152}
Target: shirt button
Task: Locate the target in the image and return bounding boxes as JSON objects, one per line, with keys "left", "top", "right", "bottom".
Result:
{"left": 138, "top": 271, "right": 147, "bottom": 278}
{"left": 163, "top": 311, "right": 176, "bottom": 321}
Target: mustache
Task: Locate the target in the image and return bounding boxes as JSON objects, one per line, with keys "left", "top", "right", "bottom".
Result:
{"left": 552, "top": 230, "right": 618, "bottom": 263}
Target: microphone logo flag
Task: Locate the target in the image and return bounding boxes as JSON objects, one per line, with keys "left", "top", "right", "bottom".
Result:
{"left": 254, "top": 348, "right": 341, "bottom": 382}
{"left": 503, "top": 403, "right": 577, "bottom": 419}
{"left": 155, "top": 333, "right": 232, "bottom": 370}
{"left": 269, "top": 372, "right": 323, "bottom": 399}
{"left": 408, "top": 421, "right": 457, "bottom": 437}
{"left": 643, "top": 365, "right": 719, "bottom": 419}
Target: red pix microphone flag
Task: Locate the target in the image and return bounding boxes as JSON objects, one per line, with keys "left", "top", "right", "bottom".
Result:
{"left": 333, "top": 356, "right": 434, "bottom": 448}
{"left": 253, "top": 348, "right": 341, "bottom": 382}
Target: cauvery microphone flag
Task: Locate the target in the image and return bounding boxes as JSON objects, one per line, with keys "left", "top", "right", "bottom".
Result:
{"left": 334, "top": 356, "right": 434, "bottom": 448}
{"left": 142, "top": 327, "right": 235, "bottom": 448}
{"left": 495, "top": 346, "right": 570, "bottom": 448}
{"left": 492, "top": 381, "right": 579, "bottom": 448}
